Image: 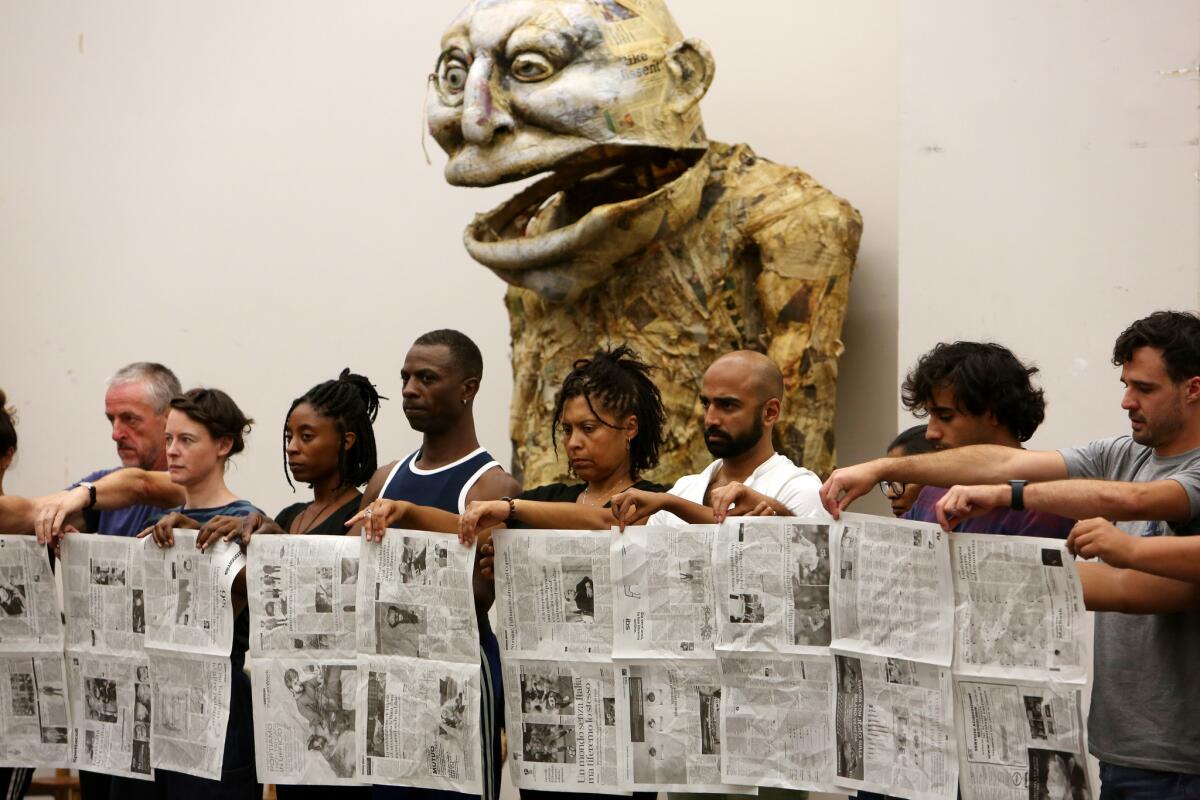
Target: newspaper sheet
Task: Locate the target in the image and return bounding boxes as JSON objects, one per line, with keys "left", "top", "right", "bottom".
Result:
{"left": 831, "top": 513, "right": 955, "bottom": 666}
{"left": 493, "top": 529, "right": 615, "bottom": 660}
{"left": 148, "top": 651, "right": 231, "bottom": 780}
{"left": 615, "top": 661, "right": 756, "bottom": 795}
{"left": 502, "top": 660, "right": 624, "bottom": 794}
{"left": 355, "top": 655, "right": 482, "bottom": 795}
{"left": 61, "top": 534, "right": 145, "bottom": 655}
{"left": 142, "top": 530, "right": 244, "bottom": 655}
{"left": 67, "top": 651, "right": 153, "bottom": 781}
{"left": 713, "top": 519, "right": 832, "bottom": 654}
{"left": 950, "top": 534, "right": 1088, "bottom": 684}
{"left": 253, "top": 658, "right": 364, "bottom": 786}
{"left": 0, "top": 653, "right": 71, "bottom": 767}
{"left": 248, "top": 534, "right": 360, "bottom": 658}
{"left": 833, "top": 652, "right": 957, "bottom": 800}
{"left": 955, "top": 679, "right": 1091, "bottom": 800}
{"left": 611, "top": 526, "right": 718, "bottom": 660}
{"left": 356, "top": 530, "right": 479, "bottom": 663}
{"left": 718, "top": 654, "right": 839, "bottom": 793}
{"left": 0, "top": 535, "right": 63, "bottom": 652}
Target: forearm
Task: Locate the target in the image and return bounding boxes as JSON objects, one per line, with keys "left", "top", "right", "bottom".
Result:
{"left": 93, "top": 469, "right": 183, "bottom": 510}
{"left": 1119, "top": 535, "right": 1200, "bottom": 583}
{"left": 882, "top": 446, "right": 1065, "bottom": 486}
{"left": 396, "top": 504, "right": 461, "bottom": 534}
{"left": 1078, "top": 562, "right": 1200, "bottom": 613}
{"left": 1024, "top": 479, "right": 1190, "bottom": 524}
{"left": 659, "top": 494, "right": 717, "bottom": 525}
{"left": 0, "top": 496, "right": 36, "bottom": 533}
{"left": 510, "top": 500, "right": 614, "bottom": 531}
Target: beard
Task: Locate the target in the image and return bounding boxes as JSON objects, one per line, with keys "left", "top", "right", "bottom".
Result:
{"left": 705, "top": 413, "right": 765, "bottom": 459}
{"left": 1132, "top": 408, "right": 1185, "bottom": 449}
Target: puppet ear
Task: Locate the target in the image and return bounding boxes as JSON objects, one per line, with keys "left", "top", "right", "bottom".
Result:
{"left": 665, "top": 38, "right": 714, "bottom": 115}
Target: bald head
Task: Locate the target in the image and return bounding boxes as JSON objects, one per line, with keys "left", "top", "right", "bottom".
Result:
{"left": 704, "top": 351, "right": 785, "bottom": 404}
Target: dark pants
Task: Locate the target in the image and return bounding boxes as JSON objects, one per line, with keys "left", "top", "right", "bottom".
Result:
{"left": 278, "top": 786, "right": 372, "bottom": 800}
{"left": 110, "top": 663, "right": 259, "bottom": 800}
{"left": 523, "top": 793, "right": 657, "bottom": 800}
{"left": 1099, "top": 762, "right": 1200, "bottom": 800}
{"left": 0, "top": 767, "right": 32, "bottom": 800}
{"left": 79, "top": 769, "right": 111, "bottom": 800}
{"left": 372, "top": 622, "right": 504, "bottom": 800}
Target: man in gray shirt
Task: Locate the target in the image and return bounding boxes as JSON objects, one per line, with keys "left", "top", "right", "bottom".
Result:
{"left": 821, "top": 310, "right": 1200, "bottom": 798}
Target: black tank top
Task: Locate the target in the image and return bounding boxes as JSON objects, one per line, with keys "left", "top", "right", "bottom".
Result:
{"left": 379, "top": 447, "right": 501, "bottom": 513}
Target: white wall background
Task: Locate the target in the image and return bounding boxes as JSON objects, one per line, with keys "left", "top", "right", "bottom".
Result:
{"left": 0, "top": 1, "right": 900, "bottom": 518}
{"left": 899, "top": 0, "right": 1200, "bottom": 448}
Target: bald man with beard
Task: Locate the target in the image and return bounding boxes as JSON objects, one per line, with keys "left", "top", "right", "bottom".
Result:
{"left": 613, "top": 351, "right": 828, "bottom": 527}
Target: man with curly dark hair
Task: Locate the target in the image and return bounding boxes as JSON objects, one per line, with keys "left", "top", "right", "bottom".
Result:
{"left": 890, "top": 341, "right": 1074, "bottom": 538}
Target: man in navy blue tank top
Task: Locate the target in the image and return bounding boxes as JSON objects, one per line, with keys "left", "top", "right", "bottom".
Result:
{"left": 355, "top": 330, "right": 519, "bottom": 800}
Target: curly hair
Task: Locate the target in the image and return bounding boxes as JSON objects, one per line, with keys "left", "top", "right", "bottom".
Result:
{"left": 551, "top": 345, "right": 666, "bottom": 479}
{"left": 887, "top": 424, "right": 935, "bottom": 456}
{"left": 901, "top": 342, "right": 1045, "bottom": 442}
{"left": 1112, "top": 310, "right": 1200, "bottom": 383}
{"left": 284, "top": 369, "right": 385, "bottom": 490}
{"left": 169, "top": 388, "right": 254, "bottom": 456}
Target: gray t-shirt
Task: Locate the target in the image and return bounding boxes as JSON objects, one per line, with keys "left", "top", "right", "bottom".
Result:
{"left": 1060, "top": 435, "right": 1200, "bottom": 774}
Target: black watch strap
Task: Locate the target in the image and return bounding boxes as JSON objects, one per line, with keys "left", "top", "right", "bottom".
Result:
{"left": 1008, "top": 479, "right": 1027, "bottom": 511}
{"left": 80, "top": 481, "right": 98, "bottom": 510}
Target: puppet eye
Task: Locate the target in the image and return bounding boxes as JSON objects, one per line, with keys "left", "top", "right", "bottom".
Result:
{"left": 511, "top": 52, "right": 554, "bottom": 82}
{"left": 435, "top": 53, "right": 469, "bottom": 105}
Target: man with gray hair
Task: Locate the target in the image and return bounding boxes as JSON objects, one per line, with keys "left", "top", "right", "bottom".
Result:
{"left": 32, "top": 362, "right": 180, "bottom": 800}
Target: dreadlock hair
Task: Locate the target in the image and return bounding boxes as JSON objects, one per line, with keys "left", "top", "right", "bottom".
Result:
{"left": 0, "top": 388, "right": 16, "bottom": 457}
{"left": 284, "top": 369, "right": 384, "bottom": 491}
{"left": 551, "top": 345, "right": 666, "bottom": 479}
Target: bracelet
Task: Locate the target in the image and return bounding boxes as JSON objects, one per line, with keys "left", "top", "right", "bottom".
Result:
{"left": 79, "top": 481, "right": 97, "bottom": 510}
{"left": 1008, "top": 479, "right": 1027, "bottom": 511}
{"left": 501, "top": 496, "right": 517, "bottom": 521}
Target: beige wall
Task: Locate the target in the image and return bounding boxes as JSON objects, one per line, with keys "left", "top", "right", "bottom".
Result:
{"left": 0, "top": 2, "right": 899, "bottom": 519}
{"left": 898, "top": 0, "right": 1200, "bottom": 450}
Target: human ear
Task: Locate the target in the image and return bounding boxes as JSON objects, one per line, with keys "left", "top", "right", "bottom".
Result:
{"left": 342, "top": 431, "right": 358, "bottom": 452}
{"left": 215, "top": 436, "right": 234, "bottom": 459}
{"left": 461, "top": 377, "right": 480, "bottom": 405}
{"left": 625, "top": 415, "right": 639, "bottom": 443}
{"left": 762, "top": 398, "right": 782, "bottom": 426}
{"left": 664, "top": 39, "right": 714, "bottom": 115}
{"left": 1184, "top": 376, "right": 1200, "bottom": 404}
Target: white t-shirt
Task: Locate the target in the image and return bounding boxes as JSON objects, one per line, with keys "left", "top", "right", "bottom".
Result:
{"left": 648, "top": 452, "right": 829, "bottom": 526}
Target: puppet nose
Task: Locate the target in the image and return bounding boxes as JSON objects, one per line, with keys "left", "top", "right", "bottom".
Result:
{"left": 462, "top": 56, "right": 513, "bottom": 144}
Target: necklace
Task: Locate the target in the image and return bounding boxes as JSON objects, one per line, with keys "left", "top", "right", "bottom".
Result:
{"left": 294, "top": 487, "right": 353, "bottom": 534}
{"left": 579, "top": 481, "right": 636, "bottom": 508}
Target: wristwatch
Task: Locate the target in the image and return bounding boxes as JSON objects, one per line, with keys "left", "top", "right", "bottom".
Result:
{"left": 1008, "top": 479, "right": 1027, "bottom": 511}
{"left": 79, "top": 481, "right": 98, "bottom": 510}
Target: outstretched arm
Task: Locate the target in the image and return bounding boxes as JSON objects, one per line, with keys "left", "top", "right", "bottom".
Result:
{"left": 0, "top": 495, "right": 36, "bottom": 533}
{"left": 821, "top": 447, "right": 1069, "bottom": 518}
{"left": 935, "top": 478, "right": 1192, "bottom": 532}
{"left": 1067, "top": 518, "right": 1200, "bottom": 583}
{"left": 1077, "top": 561, "right": 1200, "bottom": 613}
{"left": 34, "top": 469, "right": 184, "bottom": 542}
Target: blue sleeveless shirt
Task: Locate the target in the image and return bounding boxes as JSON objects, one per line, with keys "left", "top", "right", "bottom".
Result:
{"left": 379, "top": 447, "right": 501, "bottom": 514}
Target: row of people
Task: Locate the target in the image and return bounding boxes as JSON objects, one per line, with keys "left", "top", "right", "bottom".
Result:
{"left": 1, "top": 309, "right": 1198, "bottom": 799}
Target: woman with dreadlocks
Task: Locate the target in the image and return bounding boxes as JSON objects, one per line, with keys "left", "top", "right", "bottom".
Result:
{"left": 349, "top": 345, "right": 669, "bottom": 548}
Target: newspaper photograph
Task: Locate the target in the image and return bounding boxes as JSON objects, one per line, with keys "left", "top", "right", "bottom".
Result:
{"left": 0, "top": 535, "right": 63, "bottom": 652}
{"left": 718, "top": 654, "right": 838, "bottom": 793}
{"left": 355, "top": 655, "right": 482, "bottom": 796}
{"left": 833, "top": 652, "right": 957, "bottom": 800}
{"left": 252, "top": 658, "right": 363, "bottom": 786}
{"left": 614, "top": 660, "right": 756, "bottom": 795}
{"left": 611, "top": 525, "right": 718, "bottom": 660}
{"left": 831, "top": 513, "right": 955, "bottom": 666}
{"left": 142, "top": 530, "right": 245, "bottom": 655}
{"left": 951, "top": 534, "right": 1088, "bottom": 684}
{"left": 493, "top": 529, "right": 615, "bottom": 660}
{"left": 356, "top": 529, "right": 479, "bottom": 664}
{"left": 955, "top": 679, "right": 1091, "bottom": 800}
{"left": 66, "top": 651, "right": 153, "bottom": 781}
{"left": 148, "top": 651, "right": 231, "bottom": 780}
{"left": 714, "top": 519, "right": 832, "bottom": 654}
{"left": 61, "top": 533, "right": 145, "bottom": 655}
{"left": 248, "top": 534, "right": 360, "bottom": 658}
{"left": 0, "top": 653, "right": 70, "bottom": 767}
{"left": 502, "top": 660, "right": 622, "bottom": 794}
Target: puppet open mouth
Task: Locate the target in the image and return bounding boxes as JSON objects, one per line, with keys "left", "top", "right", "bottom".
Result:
{"left": 465, "top": 145, "right": 704, "bottom": 262}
